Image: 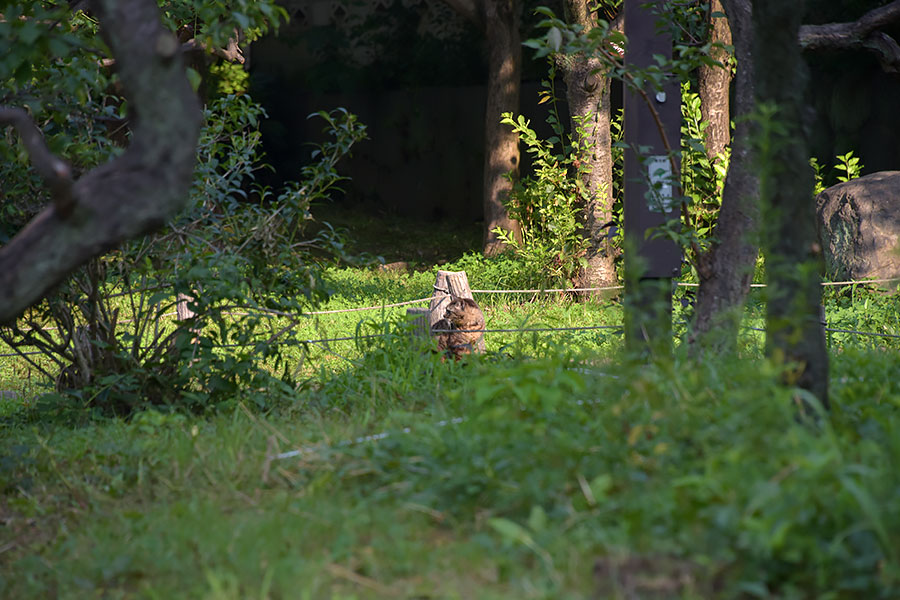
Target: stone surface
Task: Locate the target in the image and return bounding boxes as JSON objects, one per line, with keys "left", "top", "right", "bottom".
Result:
{"left": 816, "top": 171, "right": 900, "bottom": 283}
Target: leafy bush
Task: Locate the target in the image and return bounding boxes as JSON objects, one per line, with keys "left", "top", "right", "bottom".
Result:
{"left": 296, "top": 352, "right": 900, "bottom": 597}
{"left": 493, "top": 73, "right": 732, "bottom": 287}
{"left": 1, "top": 97, "right": 367, "bottom": 416}
{"left": 681, "top": 81, "right": 729, "bottom": 251}
{"left": 811, "top": 150, "right": 864, "bottom": 195}
{"left": 491, "top": 66, "right": 591, "bottom": 287}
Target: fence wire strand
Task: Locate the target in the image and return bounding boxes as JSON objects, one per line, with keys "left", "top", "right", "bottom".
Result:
{"left": 4, "top": 277, "right": 900, "bottom": 358}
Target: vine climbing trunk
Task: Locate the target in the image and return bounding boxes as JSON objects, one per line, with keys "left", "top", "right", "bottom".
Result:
{"left": 753, "top": 0, "right": 829, "bottom": 408}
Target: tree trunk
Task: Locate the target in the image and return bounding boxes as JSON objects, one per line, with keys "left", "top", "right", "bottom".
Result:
{"left": 753, "top": 0, "right": 829, "bottom": 408}
{"left": 482, "top": 0, "right": 523, "bottom": 256}
{"left": 0, "top": 0, "right": 202, "bottom": 325}
{"left": 562, "top": 1, "right": 619, "bottom": 293}
{"left": 690, "top": 0, "right": 759, "bottom": 352}
{"left": 697, "top": 0, "right": 733, "bottom": 163}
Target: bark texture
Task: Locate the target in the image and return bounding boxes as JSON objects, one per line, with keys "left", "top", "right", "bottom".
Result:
{"left": 0, "top": 0, "right": 202, "bottom": 324}
{"left": 697, "top": 0, "right": 733, "bottom": 162}
{"left": 690, "top": 0, "right": 759, "bottom": 352}
{"left": 561, "top": 2, "right": 621, "bottom": 293}
{"left": 754, "top": 0, "right": 828, "bottom": 407}
{"left": 481, "top": 0, "right": 523, "bottom": 255}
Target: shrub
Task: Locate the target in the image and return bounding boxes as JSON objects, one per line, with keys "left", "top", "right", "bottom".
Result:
{"left": 1, "top": 97, "right": 367, "bottom": 416}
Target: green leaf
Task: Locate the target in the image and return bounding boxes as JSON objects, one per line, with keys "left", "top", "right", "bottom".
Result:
{"left": 47, "top": 37, "right": 69, "bottom": 58}
{"left": 488, "top": 517, "right": 534, "bottom": 547}
{"left": 185, "top": 67, "right": 202, "bottom": 92}
{"left": 589, "top": 473, "right": 613, "bottom": 501}
{"left": 527, "top": 505, "right": 547, "bottom": 533}
{"left": 547, "top": 27, "right": 563, "bottom": 53}
{"left": 17, "top": 21, "right": 42, "bottom": 45}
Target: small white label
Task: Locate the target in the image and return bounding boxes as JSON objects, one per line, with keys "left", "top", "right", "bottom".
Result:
{"left": 655, "top": 91, "right": 667, "bottom": 103}
{"left": 647, "top": 155, "right": 674, "bottom": 213}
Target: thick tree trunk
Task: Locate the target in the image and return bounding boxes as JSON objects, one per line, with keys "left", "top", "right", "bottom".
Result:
{"left": 690, "top": 0, "right": 759, "bottom": 352}
{"left": 697, "top": 0, "right": 733, "bottom": 163}
{"left": 562, "top": 1, "right": 619, "bottom": 293}
{"left": 0, "top": 0, "right": 202, "bottom": 325}
{"left": 482, "top": 0, "right": 523, "bottom": 256}
{"left": 753, "top": 0, "right": 829, "bottom": 408}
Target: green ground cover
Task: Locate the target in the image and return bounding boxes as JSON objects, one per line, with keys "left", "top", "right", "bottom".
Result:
{"left": 1, "top": 250, "right": 899, "bottom": 599}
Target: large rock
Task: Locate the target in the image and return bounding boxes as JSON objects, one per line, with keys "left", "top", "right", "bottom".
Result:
{"left": 816, "top": 171, "right": 900, "bottom": 283}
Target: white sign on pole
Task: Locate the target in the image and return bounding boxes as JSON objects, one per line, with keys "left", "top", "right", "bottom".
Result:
{"left": 646, "top": 155, "right": 674, "bottom": 213}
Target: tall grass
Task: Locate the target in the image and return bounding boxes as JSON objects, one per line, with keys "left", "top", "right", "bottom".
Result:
{"left": 1, "top": 258, "right": 899, "bottom": 598}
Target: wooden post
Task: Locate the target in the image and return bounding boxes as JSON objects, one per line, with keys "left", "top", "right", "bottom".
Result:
{"left": 405, "top": 306, "right": 431, "bottom": 338}
{"left": 176, "top": 292, "right": 195, "bottom": 321}
{"left": 175, "top": 291, "right": 201, "bottom": 349}
{"left": 429, "top": 270, "right": 485, "bottom": 353}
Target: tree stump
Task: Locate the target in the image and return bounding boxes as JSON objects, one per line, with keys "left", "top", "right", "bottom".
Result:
{"left": 429, "top": 270, "right": 485, "bottom": 353}
{"left": 405, "top": 307, "right": 431, "bottom": 339}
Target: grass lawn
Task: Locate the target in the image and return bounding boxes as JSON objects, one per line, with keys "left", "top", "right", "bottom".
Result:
{"left": 1, "top": 213, "right": 899, "bottom": 598}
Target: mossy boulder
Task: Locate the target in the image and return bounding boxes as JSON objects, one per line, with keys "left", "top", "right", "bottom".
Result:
{"left": 816, "top": 171, "right": 900, "bottom": 285}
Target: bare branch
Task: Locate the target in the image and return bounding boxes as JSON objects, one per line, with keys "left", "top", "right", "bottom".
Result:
{"left": 0, "top": 107, "right": 75, "bottom": 215}
{"left": 800, "top": 0, "right": 900, "bottom": 73}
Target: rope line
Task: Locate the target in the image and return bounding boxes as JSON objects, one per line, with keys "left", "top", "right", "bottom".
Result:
{"left": 678, "top": 278, "right": 900, "bottom": 289}
{"left": 825, "top": 326, "right": 900, "bottom": 340}
{"left": 822, "top": 277, "right": 900, "bottom": 287}
{"left": 676, "top": 282, "right": 766, "bottom": 288}
{"left": 472, "top": 285, "right": 624, "bottom": 293}
{"left": 5, "top": 320, "right": 900, "bottom": 359}
{"left": 274, "top": 417, "right": 467, "bottom": 460}
{"left": 431, "top": 325, "right": 621, "bottom": 334}
{"left": 0, "top": 324, "right": 625, "bottom": 358}
{"left": 6, "top": 322, "right": 897, "bottom": 359}
{"left": 306, "top": 295, "right": 440, "bottom": 315}
{"left": 6, "top": 276, "right": 897, "bottom": 335}
{"left": 4, "top": 276, "right": 900, "bottom": 357}
{"left": 741, "top": 324, "right": 900, "bottom": 340}
{"left": 273, "top": 390, "right": 616, "bottom": 461}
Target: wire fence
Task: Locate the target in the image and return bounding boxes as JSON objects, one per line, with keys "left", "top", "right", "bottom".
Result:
{"left": 2, "top": 277, "right": 899, "bottom": 361}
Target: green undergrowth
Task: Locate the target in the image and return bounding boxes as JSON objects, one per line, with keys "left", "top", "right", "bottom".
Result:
{"left": 2, "top": 257, "right": 899, "bottom": 411}
{"left": 1, "top": 344, "right": 899, "bottom": 598}
{"left": 1, "top": 257, "right": 899, "bottom": 598}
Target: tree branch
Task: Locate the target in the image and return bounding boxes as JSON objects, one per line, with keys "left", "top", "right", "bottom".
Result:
{"left": 0, "top": 0, "right": 202, "bottom": 324}
{"left": 799, "top": 0, "right": 900, "bottom": 73}
{"left": 0, "top": 107, "right": 75, "bottom": 215}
